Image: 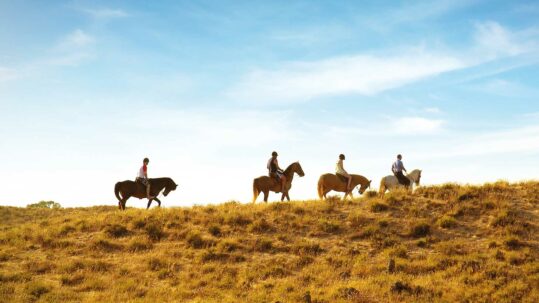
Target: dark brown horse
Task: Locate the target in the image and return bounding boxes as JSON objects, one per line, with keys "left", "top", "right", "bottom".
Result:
{"left": 114, "top": 177, "right": 178, "bottom": 210}
{"left": 252, "top": 162, "right": 305, "bottom": 203}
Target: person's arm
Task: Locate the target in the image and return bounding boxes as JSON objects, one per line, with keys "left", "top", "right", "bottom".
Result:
{"left": 402, "top": 162, "right": 407, "bottom": 173}
{"left": 274, "top": 158, "right": 281, "bottom": 170}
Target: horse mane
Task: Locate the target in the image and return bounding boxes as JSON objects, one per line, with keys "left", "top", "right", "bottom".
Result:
{"left": 351, "top": 174, "right": 369, "bottom": 185}
{"left": 284, "top": 162, "right": 298, "bottom": 174}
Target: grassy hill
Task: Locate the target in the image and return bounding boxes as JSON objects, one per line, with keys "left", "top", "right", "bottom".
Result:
{"left": 1, "top": 181, "right": 538, "bottom": 303}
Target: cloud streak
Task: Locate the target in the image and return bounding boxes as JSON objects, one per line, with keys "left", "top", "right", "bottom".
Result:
{"left": 229, "top": 52, "right": 464, "bottom": 102}
{"left": 81, "top": 8, "right": 129, "bottom": 19}
{"left": 228, "top": 21, "right": 539, "bottom": 103}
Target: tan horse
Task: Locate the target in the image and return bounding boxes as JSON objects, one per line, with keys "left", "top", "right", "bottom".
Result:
{"left": 252, "top": 162, "right": 305, "bottom": 203}
{"left": 317, "top": 174, "right": 372, "bottom": 200}
{"left": 379, "top": 169, "right": 422, "bottom": 197}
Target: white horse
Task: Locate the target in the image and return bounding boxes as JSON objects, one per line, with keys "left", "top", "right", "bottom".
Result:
{"left": 379, "top": 169, "right": 422, "bottom": 197}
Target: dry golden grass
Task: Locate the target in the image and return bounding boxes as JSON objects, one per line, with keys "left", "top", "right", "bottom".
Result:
{"left": 1, "top": 181, "right": 538, "bottom": 302}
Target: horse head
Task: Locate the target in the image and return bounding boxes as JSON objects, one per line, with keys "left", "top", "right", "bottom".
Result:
{"left": 358, "top": 179, "right": 372, "bottom": 194}
{"left": 416, "top": 170, "right": 422, "bottom": 186}
{"left": 408, "top": 169, "right": 422, "bottom": 186}
{"left": 295, "top": 162, "right": 305, "bottom": 177}
{"left": 163, "top": 178, "right": 178, "bottom": 196}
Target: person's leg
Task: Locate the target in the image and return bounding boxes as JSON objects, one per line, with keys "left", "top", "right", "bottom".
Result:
{"left": 146, "top": 183, "right": 151, "bottom": 199}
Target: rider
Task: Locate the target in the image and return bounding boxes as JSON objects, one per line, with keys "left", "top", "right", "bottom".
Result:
{"left": 392, "top": 154, "right": 411, "bottom": 187}
{"left": 137, "top": 157, "right": 154, "bottom": 199}
{"left": 267, "top": 151, "right": 286, "bottom": 193}
{"left": 336, "top": 154, "right": 352, "bottom": 193}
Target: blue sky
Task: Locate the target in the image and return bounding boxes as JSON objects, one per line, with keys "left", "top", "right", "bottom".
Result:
{"left": 1, "top": 0, "right": 538, "bottom": 207}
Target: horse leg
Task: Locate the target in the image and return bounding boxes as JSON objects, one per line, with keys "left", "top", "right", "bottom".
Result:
{"left": 155, "top": 197, "right": 162, "bottom": 207}
{"left": 121, "top": 197, "right": 129, "bottom": 210}
{"left": 263, "top": 191, "right": 269, "bottom": 203}
{"left": 146, "top": 198, "right": 153, "bottom": 209}
{"left": 286, "top": 192, "right": 290, "bottom": 201}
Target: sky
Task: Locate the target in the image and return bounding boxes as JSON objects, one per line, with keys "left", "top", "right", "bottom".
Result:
{"left": 1, "top": 0, "right": 538, "bottom": 207}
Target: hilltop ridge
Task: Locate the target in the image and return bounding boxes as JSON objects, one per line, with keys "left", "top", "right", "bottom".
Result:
{"left": 0, "top": 181, "right": 538, "bottom": 302}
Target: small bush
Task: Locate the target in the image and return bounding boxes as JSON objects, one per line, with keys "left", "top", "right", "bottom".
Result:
{"left": 200, "top": 249, "right": 229, "bottom": 262}
{"left": 254, "top": 238, "right": 274, "bottom": 252}
{"left": 128, "top": 237, "right": 153, "bottom": 252}
{"left": 291, "top": 241, "right": 323, "bottom": 256}
{"left": 145, "top": 221, "right": 165, "bottom": 241}
{"left": 410, "top": 222, "right": 430, "bottom": 238}
{"left": 104, "top": 224, "right": 129, "bottom": 238}
{"left": 364, "top": 190, "right": 378, "bottom": 198}
{"left": 504, "top": 237, "right": 523, "bottom": 250}
{"left": 387, "top": 245, "right": 408, "bottom": 259}
{"left": 208, "top": 225, "right": 221, "bottom": 237}
{"left": 186, "top": 232, "right": 213, "bottom": 249}
{"left": 249, "top": 218, "right": 275, "bottom": 233}
{"left": 216, "top": 239, "right": 242, "bottom": 253}
{"left": 370, "top": 202, "right": 389, "bottom": 212}
{"left": 61, "top": 273, "right": 85, "bottom": 286}
{"left": 491, "top": 209, "right": 517, "bottom": 227}
{"left": 26, "top": 282, "right": 51, "bottom": 299}
{"left": 92, "top": 238, "right": 122, "bottom": 252}
{"left": 318, "top": 220, "right": 340, "bottom": 234}
{"left": 437, "top": 216, "right": 457, "bottom": 228}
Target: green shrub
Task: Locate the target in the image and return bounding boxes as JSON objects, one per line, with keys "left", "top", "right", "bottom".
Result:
{"left": 27, "top": 201, "right": 61, "bottom": 209}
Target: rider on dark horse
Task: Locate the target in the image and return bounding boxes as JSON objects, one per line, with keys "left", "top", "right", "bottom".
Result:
{"left": 267, "top": 151, "right": 286, "bottom": 193}
{"left": 136, "top": 157, "right": 155, "bottom": 199}
{"left": 392, "top": 154, "right": 411, "bottom": 187}
{"left": 336, "top": 154, "right": 352, "bottom": 193}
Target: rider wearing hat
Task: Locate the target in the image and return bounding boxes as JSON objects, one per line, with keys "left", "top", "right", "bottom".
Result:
{"left": 336, "top": 154, "right": 352, "bottom": 193}
{"left": 267, "top": 151, "right": 286, "bottom": 193}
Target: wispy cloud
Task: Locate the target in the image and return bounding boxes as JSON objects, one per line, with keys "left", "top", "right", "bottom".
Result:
{"left": 471, "top": 78, "right": 538, "bottom": 97}
{"left": 229, "top": 21, "right": 539, "bottom": 103}
{"left": 365, "top": 0, "right": 478, "bottom": 31}
{"left": 392, "top": 117, "right": 445, "bottom": 135}
{"left": 424, "top": 107, "right": 442, "bottom": 114}
{"left": 228, "top": 51, "right": 464, "bottom": 102}
{"left": 47, "top": 29, "right": 95, "bottom": 66}
{"left": 0, "top": 67, "right": 18, "bottom": 82}
{"left": 419, "top": 125, "right": 539, "bottom": 159}
{"left": 81, "top": 8, "right": 129, "bottom": 19}
{"left": 473, "top": 22, "right": 529, "bottom": 59}
{"left": 59, "top": 29, "right": 95, "bottom": 48}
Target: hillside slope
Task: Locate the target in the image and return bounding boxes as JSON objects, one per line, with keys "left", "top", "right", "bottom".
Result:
{"left": 1, "top": 182, "right": 538, "bottom": 302}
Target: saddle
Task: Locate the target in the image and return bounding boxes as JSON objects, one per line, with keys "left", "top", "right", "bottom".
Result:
{"left": 336, "top": 174, "right": 348, "bottom": 183}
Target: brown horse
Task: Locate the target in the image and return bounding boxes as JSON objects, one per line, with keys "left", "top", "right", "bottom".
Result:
{"left": 114, "top": 177, "right": 178, "bottom": 210}
{"left": 317, "top": 174, "right": 371, "bottom": 200}
{"left": 252, "top": 162, "right": 305, "bottom": 203}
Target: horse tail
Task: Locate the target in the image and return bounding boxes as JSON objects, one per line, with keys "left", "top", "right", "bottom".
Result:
{"left": 252, "top": 179, "right": 259, "bottom": 203}
{"left": 114, "top": 182, "right": 122, "bottom": 201}
{"left": 317, "top": 177, "right": 324, "bottom": 199}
